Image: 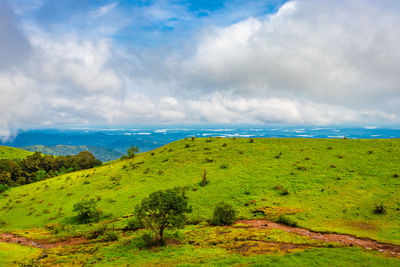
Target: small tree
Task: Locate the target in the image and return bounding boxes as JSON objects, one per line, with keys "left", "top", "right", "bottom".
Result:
{"left": 121, "top": 145, "right": 139, "bottom": 160}
{"left": 135, "top": 188, "right": 191, "bottom": 245}
{"left": 199, "top": 170, "right": 209, "bottom": 187}
{"left": 211, "top": 202, "right": 236, "bottom": 226}
{"left": 73, "top": 199, "right": 99, "bottom": 223}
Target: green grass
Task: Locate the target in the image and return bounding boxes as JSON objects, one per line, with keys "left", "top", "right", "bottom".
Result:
{"left": 0, "top": 146, "right": 33, "bottom": 160}
{"left": 0, "top": 243, "right": 41, "bottom": 266}
{"left": 0, "top": 138, "right": 400, "bottom": 246}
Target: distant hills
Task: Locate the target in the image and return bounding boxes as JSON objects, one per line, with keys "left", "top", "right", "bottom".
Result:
{"left": 21, "top": 145, "right": 122, "bottom": 162}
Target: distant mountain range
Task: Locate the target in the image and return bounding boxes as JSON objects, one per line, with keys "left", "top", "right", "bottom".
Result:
{"left": 21, "top": 145, "right": 123, "bottom": 162}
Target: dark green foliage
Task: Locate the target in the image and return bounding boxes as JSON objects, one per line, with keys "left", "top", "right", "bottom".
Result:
{"left": 87, "top": 223, "right": 107, "bottom": 239}
{"left": 222, "top": 143, "right": 228, "bottom": 147}
{"left": 199, "top": 170, "right": 209, "bottom": 187}
{"left": 204, "top": 158, "right": 214, "bottom": 163}
{"left": 211, "top": 202, "right": 236, "bottom": 226}
{"left": 373, "top": 204, "right": 386, "bottom": 214}
{"left": 276, "top": 215, "right": 298, "bottom": 227}
{"left": 103, "top": 231, "right": 119, "bottom": 242}
{"left": 73, "top": 199, "right": 100, "bottom": 223}
{"left": 136, "top": 231, "right": 157, "bottom": 249}
{"left": 274, "top": 152, "right": 282, "bottom": 159}
{"left": 135, "top": 188, "right": 191, "bottom": 245}
{"left": 220, "top": 164, "right": 229, "bottom": 169}
{"left": 0, "top": 151, "right": 101, "bottom": 189}
{"left": 121, "top": 145, "right": 139, "bottom": 160}
{"left": 274, "top": 185, "right": 289, "bottom": 195}
{"left": 124, "top": 218, "right": 143, "bottom": 231}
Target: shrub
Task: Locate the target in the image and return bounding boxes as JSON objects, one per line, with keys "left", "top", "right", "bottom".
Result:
{"left": 249, "top": 138, "right": 254, "bottom": 143}
{"left": 87, "top": 223, "right": 107, "bottom": 239}
{"left": 191, "top": 136, "right": 196, "bottom": 141}
{"left": 220, "top": 164, "right": 229, "bottom": 169}
{"left": 373, "top": 204, "right": 386, "bottom": 214}
{"left": 274, "top": 152, "right": 282, "bottom": 159}
{"left": 276, "top": 215, "right": 297, "bottom": 227}
{"left": 211, "top": 202, "right": 236, "bottom": 226}
{"left": 222, "top": 143, "right": 228, "bottom": 147}
{"left": 73, "top": 199, "right": 100, "bottom": 223}
{"left": 136, "top": 231, "right": 157, "bottom": 249}
{"left": 124, "top": 218, "right": 143, "bottom": 231}
{"left": 0, "top": 184, "right": 9, "bottom": 193}
{"left": 393, "top": 174, "right": 399, "bottom": 178}
{"left": 199, "top": 170, "right": 209, "bottom": 187}
{"left": 103, "top": 231, "right": 119, "bottom": 242}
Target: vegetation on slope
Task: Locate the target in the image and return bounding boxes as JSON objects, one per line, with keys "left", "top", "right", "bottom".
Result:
{"left": 0, "top": 151, "right": 101, "bottom": 191}
{"left": 0, "top": 138, "right": 399, "bottom": 244}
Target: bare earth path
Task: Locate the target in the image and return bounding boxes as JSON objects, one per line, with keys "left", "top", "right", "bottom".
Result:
{"left": 237, "top": 220, "right": 400, "bottom": 257}
{"left": 1, "top": 220, "right": 400, "bottom": 257}
{"left": 0, "top": 232, "right": 88, "bottom": 249}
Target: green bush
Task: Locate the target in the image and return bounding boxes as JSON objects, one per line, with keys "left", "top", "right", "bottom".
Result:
{"left": 199, "top": 170, "right": 209, "bottom": 187}
{"left": 73, "top": 199, "right": 100, "bottom": 223}
{"left": 124, "top": 218, "right": 143, "bottom": 231}
{"left": 103, "top": 231, "right": 119, "bottom": 242}
{"left": 373, "top": 204, "right": 386, "bottom": 214}
{"left": 87, "top": 223, "right": 107, "bottom": 239}
{"left": 211, "top": 202, "right": 236, "bottom": 226}
{"left": 276, "top": 215, "right": 297, "bottom": 227}
{"left": 136, "top": 231, "right": 157, "bottom": 249}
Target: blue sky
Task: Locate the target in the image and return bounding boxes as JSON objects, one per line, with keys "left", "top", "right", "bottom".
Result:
{"left": 1, "top": 0, "right": 400, "bottom": 141}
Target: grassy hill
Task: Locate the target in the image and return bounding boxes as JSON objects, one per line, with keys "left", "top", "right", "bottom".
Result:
{"left": 0, "top": 138, "right": 399, "bottom": 265}
{"left": 21, "top": 145, "right": 123, "bottom": 162}
{"left": 0, "top": 146, "right": 33, "bottom": 160}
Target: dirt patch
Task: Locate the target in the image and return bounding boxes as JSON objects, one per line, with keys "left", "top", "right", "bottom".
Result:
{"left": 236, "top": 220, "right": 400, "bottom": 257}
{"left": 0, "top": 232, "right": 88, "bottom": 249}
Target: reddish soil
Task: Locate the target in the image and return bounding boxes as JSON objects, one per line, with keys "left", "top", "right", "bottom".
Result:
{"left": 237, "top": 220, "right": 400, "bottom": 257}
{"left": 0, "top": 232, "right": 88, "bottom": 249}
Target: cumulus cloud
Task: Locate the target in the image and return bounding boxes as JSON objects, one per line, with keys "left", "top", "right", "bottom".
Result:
{"left": 188, "top": 0, "right": 400, "bottom": 107}
{"left": 1, "top": 0, "right": 400, "bottom": 141}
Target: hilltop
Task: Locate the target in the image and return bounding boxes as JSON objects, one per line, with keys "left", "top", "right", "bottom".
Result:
{"left": 0, "top": 146, "right": 33, "bottom": 160}
{"left": 0, "top": 138, "right": 399, "bottom": 265}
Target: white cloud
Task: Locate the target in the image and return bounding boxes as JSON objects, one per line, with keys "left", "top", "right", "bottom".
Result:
{"left": 90, "top": 2, "right": 118, "bottom": 19}
{"left": 1, "top": 0, "right": 400, "bottom": 141}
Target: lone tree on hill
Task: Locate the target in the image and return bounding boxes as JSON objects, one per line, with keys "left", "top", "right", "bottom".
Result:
{"left": 121, "top": 145, "right": 139, "bottom": 159}
{"left": 135, "top": 188, "right": 191, "bottom": 245}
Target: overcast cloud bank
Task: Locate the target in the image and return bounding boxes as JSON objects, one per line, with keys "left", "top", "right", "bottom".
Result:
{"left": 0, "top": 0, "right": 399, "bottom": 141}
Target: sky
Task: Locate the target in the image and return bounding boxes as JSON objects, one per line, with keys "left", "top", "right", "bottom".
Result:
{"left": 0, "top": 0, "right": 400, "bottom": 141}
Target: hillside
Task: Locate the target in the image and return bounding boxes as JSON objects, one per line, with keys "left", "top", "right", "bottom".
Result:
{"left": 0, "top": 146, "right": 33, "bottom": 160}
{"left": 0, "top": 138, "right": 399, "bottom": 265}
{"left": 21, "top": 145, "right": 122, "bottom": 162}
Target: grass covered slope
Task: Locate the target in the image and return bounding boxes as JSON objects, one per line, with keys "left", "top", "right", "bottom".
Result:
{"left": 0, "top": 146, "right": 33, "bottom": 160}
{"left": 0, "top": 138, "right": 399, "bottom": 244}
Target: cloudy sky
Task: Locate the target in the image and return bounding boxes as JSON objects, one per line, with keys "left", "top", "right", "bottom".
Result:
{"left": 1, "top": 0, "right": 399, "bottom": 141}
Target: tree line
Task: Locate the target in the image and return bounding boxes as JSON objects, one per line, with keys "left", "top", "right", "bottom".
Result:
{"left": 0, "top": 151, "right": 102, "bottom": 192}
